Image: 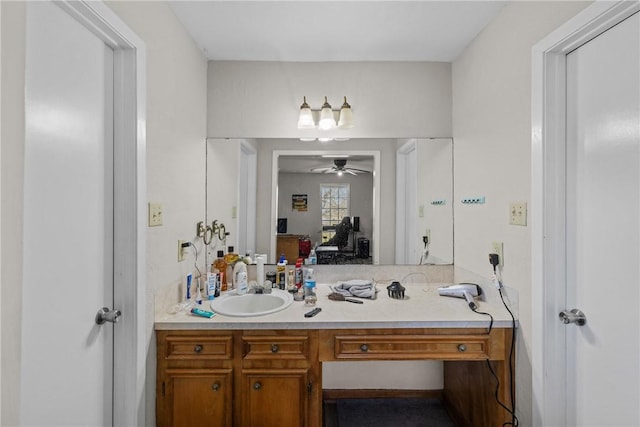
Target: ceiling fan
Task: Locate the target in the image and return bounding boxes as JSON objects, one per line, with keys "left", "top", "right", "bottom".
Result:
{"left": 310, "top": 159, "right": 371, "bottom": 176}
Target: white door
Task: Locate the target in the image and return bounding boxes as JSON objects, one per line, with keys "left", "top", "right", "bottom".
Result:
{"left": 21, "top": 2, "right": 116, "bottom": 425}
{"left": 565, "top": 11, "right": 639, "bottom": 426}
{"left": 395, "top": 140, "right": 418, "bottom": 264}
{"left": 238, "top": 141, "right": 257, "bottom": 257}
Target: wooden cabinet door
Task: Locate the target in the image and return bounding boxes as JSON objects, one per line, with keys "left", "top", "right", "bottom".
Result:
{"left": 241, "top": 369, "right": 309, "bottom": 427}
{"left": 161, "top": 369, "right": 232, "bottom": 427}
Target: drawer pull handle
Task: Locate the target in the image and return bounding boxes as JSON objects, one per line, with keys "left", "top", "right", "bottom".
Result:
{"left": 194, "top": 345, "right": 203, "bottom": 353}
{"left": 458, "top": 344, "right": 467, "bottom": 352}
{"left": 360, "top": 344, "right": 369, "bottom": 352}
{"left": 212, "top": 382, "right": 220, "bottom": 391}
{"left": 271, "top": 344, "right": 279, "bottom": 353}
{"left": 253, "top": 382, "right": 262, "bottom": 390}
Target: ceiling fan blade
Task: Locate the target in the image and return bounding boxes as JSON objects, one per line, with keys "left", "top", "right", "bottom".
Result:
{"left": 344, "top": 169, "right": 358, "bottom": 176}
{"left": 346, "top": 167, "right": 371, "bottom": 174}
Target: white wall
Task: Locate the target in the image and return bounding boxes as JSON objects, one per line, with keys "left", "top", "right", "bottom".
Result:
{"left": 207, "top": 61, "right": 452, "bottom": 138}
{"left": 451, "top": 2, "right": 590, "bottom": 425}
{"left": 418, "top": 138, "right": 454, "bottom": 264}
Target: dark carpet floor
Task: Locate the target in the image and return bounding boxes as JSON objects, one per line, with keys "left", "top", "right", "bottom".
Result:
{"left": 331, "top": 398, "right": 456, "bottom": 427}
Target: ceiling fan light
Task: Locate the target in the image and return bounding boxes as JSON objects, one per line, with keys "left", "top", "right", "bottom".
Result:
{"left": 318, "top": 96, "right": 336, "bottom": 130}
{"left": 318, "top": 137, "right": 333, "bottom": 142}
{"left": 337, "top": 96, "right": 354, "bottom": 129}
{"left": 297, "top": 96, "right": 316, "bottom": 129}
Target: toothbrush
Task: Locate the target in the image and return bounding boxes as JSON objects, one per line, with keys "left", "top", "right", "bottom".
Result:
{"left": 195, "top": 277, "right": 203, "bottom": 305}
{"left": 186, "top": 273, "right": 193, "bottom": 300}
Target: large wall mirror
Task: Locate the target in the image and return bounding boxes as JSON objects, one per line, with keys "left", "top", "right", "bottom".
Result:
{"left": 206, "top": 137, "right": 453, "bottom": 266}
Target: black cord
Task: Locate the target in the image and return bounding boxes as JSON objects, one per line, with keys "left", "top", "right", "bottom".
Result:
{"left": 471, "top": 306, "right": 494, "bottom": 334}
{"left": 485, "top": 359, "right": 519, "bottom": 426}
{"left": 499, "top": 286, "right": 518, "bottom": 426}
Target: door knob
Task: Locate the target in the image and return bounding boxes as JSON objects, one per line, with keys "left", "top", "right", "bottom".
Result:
{"left": 95, "top": 307, "right": 121, "bottom": 325}
{"left": 559, "top": 308, "right": 586, "bottom": 326}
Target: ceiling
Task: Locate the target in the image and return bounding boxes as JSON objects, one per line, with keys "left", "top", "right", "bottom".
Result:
{"left": 279, "top": 154, "right": 373, "bottom": 174}
{"left": 169, "top": 1, "right": 507, "bottom": 62}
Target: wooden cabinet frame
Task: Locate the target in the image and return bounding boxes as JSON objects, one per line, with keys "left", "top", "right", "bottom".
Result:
{"left": 157, "top": 327, "right": 513, "bottom": 427}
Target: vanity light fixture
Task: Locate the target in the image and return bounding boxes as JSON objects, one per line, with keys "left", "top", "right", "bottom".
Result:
{"left": 296, "top": 96, "right": 354, "bottom": 131}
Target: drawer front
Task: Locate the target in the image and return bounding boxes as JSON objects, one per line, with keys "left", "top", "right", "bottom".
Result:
{"left": 164, "top": 336, "right": 233, "bottom": 361}
{"left": 333, "top": 334, "right": 489, "bottom": 360}
{"left": 243, "top": 336, "right": 309, "bottom": 360}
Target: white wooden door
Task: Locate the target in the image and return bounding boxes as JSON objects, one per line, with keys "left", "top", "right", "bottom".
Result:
{"left": 21, "top": 2, "right": 116, "bottom": 425}
{"left": 395, "top": 140, "right": 418, "bottom": 264}
{"left": 565, "top": 11, "right": 639, "bottom": 426}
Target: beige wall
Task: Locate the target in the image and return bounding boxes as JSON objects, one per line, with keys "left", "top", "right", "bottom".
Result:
{"left": 452, "top": 1, "right": 591, "bottom": 424}
{"left": 207, "top": 61, "right": 452, "bottom": 139}
{"left": 105, "top": 2, "right": 208, "bottom": 424}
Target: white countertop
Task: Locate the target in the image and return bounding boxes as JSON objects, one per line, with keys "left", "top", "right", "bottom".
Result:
{"left": 155, "top": 283, "right": 516, "bottom": 330}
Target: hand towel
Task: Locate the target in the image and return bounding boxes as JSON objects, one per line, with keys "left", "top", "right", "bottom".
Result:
{"left": 333, "top": 280, "right": 377, "bottom": 299}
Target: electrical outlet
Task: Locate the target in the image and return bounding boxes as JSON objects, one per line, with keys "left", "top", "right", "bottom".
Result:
{"left": 491, "top": 241, "right": 504, "bottom": 267}
{"left": 178, "top": 240, "right": 187, "bottom": 262}
{"left": 424, "top": 229, "right": 431, "bottom": 245}
{"left": 231, "top": 206, "right": 237, "bottom": 219}
{"left": 148, "top": 202, "right": 163, "bottom": 227}
{"left": 509, "top": 202, "right": 527, "bottom": 226}
{"left": 418, "top": 205, "right": 425, "bottom": 218}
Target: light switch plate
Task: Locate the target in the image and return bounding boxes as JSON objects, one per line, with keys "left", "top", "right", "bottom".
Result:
{"left": 509, "top": 202, "right": 527, "bottom": 226}
{"left": 148, "top": 202, "right": 163, "bottom": 227}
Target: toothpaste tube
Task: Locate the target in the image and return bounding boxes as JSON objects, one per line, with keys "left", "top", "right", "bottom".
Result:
{"left": 190, "top": 307, "right": 216, "bottom": 318}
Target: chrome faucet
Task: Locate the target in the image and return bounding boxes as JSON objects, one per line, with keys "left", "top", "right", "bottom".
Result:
{"left": 248, "top": 282, "right": 271, "bottom": 294}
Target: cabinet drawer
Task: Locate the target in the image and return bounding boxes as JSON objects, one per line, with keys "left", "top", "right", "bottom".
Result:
{"left": 333, "top": 334, "right": 489, "bottom": 360}
{"left": 243, "top": 336, "right": 309, "bottom": 360}
{"left": 164, "top": 336, "right": 233, "bottom": 361}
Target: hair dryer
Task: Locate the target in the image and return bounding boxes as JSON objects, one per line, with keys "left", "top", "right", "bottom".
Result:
{"left": 438, "top": 283, "right": 483, "bottom": 310}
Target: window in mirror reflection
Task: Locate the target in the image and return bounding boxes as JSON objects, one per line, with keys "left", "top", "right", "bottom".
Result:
{"left": 320, "top": 183, "right": 350, "bottom": 243}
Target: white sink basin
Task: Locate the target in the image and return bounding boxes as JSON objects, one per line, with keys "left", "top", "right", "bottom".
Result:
{"left": 210, "top": 289, "right": 294, "bottom": 317}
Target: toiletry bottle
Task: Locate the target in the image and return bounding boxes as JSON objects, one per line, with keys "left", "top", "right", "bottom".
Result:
{"left": 256, "top": 254, "right": 265, "bottom": 288}
{"left": 287, "top": 269, "right": 296, "bottom": 293}
{"left": 295, "top": 258, "right": 303, "bottom": 289}
{"left": 212, "top": 250, "right": 228, "bottom": 291}
{"left": 276, "top": 255, "right": 287, "bottom": 290}
{"left": 224, "top": 246, "right": 239, "bottom": 265}
{"left": 309, "top": 248, "right": 317, "bottom": 265}
{"left": 304, "top": 268, "right": 317, "bottom": 306}
{"left": 206, "top": 272, "right": 217, "bottom": 300}
{"left": 233, "top": 260, "right": 248, "bottom": 294}
{"left": 224, "top": 246, "right": 239, "bottom": 289}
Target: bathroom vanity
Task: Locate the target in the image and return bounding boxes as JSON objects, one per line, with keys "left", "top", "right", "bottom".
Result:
{"left": 155, "top": 283, "right": 515, "bottom": 427}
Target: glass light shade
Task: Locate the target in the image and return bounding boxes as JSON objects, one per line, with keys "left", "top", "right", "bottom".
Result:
{"left": 338, "top": 96, "right": 354, "bottom": 129}
{"left": 318, "top": 96, "right": 336, "bottom": 130}
{"left": 318, "top": 137, "right": 333, "bottom": 142}
{"left": 297, "top": 96, "right": 316, "bottom": 129}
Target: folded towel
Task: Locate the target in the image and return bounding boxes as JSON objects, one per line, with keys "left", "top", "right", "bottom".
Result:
{"left": 333, "top": 280, "right": 377, "bottom": 299}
